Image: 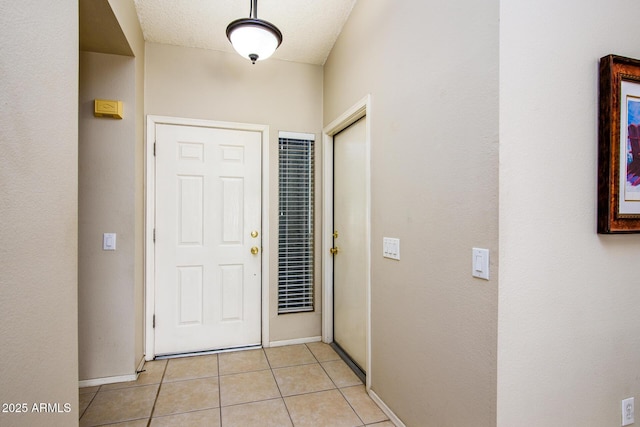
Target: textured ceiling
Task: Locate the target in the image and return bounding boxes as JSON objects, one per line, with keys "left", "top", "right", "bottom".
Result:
{"left": 133, "top": 0, "right": 357, "bottom": 65}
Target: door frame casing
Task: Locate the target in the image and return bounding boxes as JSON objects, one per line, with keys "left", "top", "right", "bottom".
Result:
{"left": 144, "top": 115, "right": 270, "bottom": 360}
{"left": 321, "top": 95, "right": 371, "bottom": 389}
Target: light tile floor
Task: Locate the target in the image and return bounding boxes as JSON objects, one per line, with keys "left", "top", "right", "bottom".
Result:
{"left": 79, "top": 342, "right": 393, "bottom": 427}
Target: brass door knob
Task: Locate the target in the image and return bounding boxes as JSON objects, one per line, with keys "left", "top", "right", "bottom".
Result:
{"left": 251, "top": 230, "right": 259, "bottom": 238}
{"left": 251, "top": 246, "right": 259, "bottom": 255}
{"left": 329, "top": 247, "right": 339, "bottom": 255}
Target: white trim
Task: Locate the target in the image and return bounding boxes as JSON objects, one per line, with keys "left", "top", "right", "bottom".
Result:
{"left": 81, "top": 357, "right": 146, "bottom": 392}
{"left": 144, "top": 115, "right": 270, "bottom": 361}
{"left": 369, "top": 389, "right": 406, "bottom": 427}
{"left": 321, "top": 138, "right": 335, "bottom": 343}
{"left": 279, "top": 131, "right": 315, "bottom": 141}
{"left": 323, "top": 98, "right": 369, "bottom": 137}
{"left": 321, "top": 95, "right": 372, "bottom": 390}
{"left": 269, "top": 336, "right": 322, "bottom": 348}
{"left": 261, "top": 124, "right": 271, "bottom": 349}
{"left": 79, "top": 374, "right": 138, "bottom": 388}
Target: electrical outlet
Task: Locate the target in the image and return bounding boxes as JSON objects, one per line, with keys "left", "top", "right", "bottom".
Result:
{"left": 622, "top": 397, "right": 634, "bottom": 426}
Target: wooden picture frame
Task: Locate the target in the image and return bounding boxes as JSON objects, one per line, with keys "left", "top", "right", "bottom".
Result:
{"left": 598, "top": 54, "right": 640, "bottom": 233}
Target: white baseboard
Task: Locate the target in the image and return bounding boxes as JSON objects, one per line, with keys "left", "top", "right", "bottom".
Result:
{"left": 368, "top": 389, "right": 406, "bottom": 427}
{"left": 269, "top": 336, "right": 322, "bottom": 348}
{"left": 79, "top": 373, "right": 138, "bottom": 388}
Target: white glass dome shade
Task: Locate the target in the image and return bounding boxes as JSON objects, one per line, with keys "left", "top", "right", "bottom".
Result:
{"left": 226, "top": 18, "right": 283, "bottom": 64}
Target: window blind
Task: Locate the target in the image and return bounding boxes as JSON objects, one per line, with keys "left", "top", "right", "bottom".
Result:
{"left": 278, "top": 132, "right": 315, "bottom": 314}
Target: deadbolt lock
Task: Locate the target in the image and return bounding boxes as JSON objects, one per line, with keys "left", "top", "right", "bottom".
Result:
{"left": 333, "top": 231, "right": 339, "bottom": 239}
{"left": 251, "top": 230, "right": 259, "bottom": 238}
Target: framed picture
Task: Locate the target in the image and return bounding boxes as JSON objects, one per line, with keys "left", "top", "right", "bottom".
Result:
{"left": 598, "top": 54, "right": 640, "bottom": 233}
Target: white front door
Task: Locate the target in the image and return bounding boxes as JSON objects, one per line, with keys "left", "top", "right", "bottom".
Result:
{"left": 154, "top": 123, "right": 262, "bottom": 355}
{"left": 333, "top": 116, "right": 368, "bottom": 372}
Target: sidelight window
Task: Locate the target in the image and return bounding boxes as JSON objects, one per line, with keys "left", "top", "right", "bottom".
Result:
{"left": 278, "top": 132, "right": 315, "bottom": 313}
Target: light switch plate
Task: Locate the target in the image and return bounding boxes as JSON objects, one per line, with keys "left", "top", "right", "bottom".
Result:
{"left": 622, "top": 397, "right": 634, "bottom": 426}
{"left": 103, "top": 233, "right": 116, "bottom": 251}
{"left": 472, "top": 248, "right": 489, "bottom": 280}
{"left": 383, "top": 237, "right": 400, "bottom": 260}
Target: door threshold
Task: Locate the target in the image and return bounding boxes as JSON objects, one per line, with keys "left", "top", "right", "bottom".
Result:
{"left": 155, "top": 344, "right": 262, "bottom": 360}
{"left": 330, "top": 342, "right": 366, "bottom": 384}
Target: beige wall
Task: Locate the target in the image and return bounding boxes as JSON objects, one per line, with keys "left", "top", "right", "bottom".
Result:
{"left": 0, "top": 1, "right": 79, "bottom": 426}
{"left": 498, "top": 0, "right": 640, "bottom": 425}
{"left": 324, "top": 1, "right": 499, "bottom": 426}
{"left": 79, "top": 51, "right": 137, "bottom": 380}
{"left": 144, "top": 43, "right": 324, "bottom": 343}
{"left": 6, "top": 1, "right": 635, "bottom": 424}
{"left": 78, "top": 0, "right": 145, "bottom": 382}
{"left": 108, "top": 0, "right": 147, "bottom": 375}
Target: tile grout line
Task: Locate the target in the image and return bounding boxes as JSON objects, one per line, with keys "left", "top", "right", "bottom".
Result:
{"left": 305, "top": 343, "right": 366, "bottom": 425}
{"left": 151, "top": 356, "right": 221, "bottom": 424}
{"left": 336, "top": 386, "right": 366, "bottom": 427}
{"left": 78, "top": 385, "right": 101, "bottom": 421}
{"left": 80, "top": 344, "right": 380, "bottom": 427}
{"left": 310, "top": 343, "right": 369, "bottom": 427}
{"left": 266, "top": 347, "right": 296, "bottom": 427}
{"left": 217, "top": 353, "right": 222, "bottom": 426}
{"left": 146, "top": 359, "right": 169, "bottom": 426}
{"left": 305, "top": 343, "right": 368, "bottom": 426}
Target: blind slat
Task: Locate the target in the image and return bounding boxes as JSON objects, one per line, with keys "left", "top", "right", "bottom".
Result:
{"left": 278, "top": 135, "right": 315, "bottom": 314}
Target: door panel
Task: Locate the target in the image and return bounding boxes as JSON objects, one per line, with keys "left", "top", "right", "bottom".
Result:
{"left": 333, "top": 116, "right": 367, "bottom": 371}
{"left": 155, "top": 124, "right": 261, "bottom": 355}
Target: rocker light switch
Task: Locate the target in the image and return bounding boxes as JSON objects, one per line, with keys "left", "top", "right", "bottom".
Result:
{"left": 472, "top": 248, "right": 489, "bottom": 280}
{"left": 383, "top": 237, "right": 400, "bottom": 260}
{"left": 103, "top": 233, "right": 116, "bottom": 251}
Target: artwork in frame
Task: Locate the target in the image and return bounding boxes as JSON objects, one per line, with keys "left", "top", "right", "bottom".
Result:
{"left": 598, "top": 54, "right": 640, "bottom": 233}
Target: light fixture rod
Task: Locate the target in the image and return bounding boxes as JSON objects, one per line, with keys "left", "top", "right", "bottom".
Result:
{"left": 251, "top": 0, "right": 258, "bottom": 19}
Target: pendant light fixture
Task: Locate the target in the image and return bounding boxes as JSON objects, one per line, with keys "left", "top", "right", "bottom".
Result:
{"left": 226, "top": 0, "right": 283, "bottom": 64}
